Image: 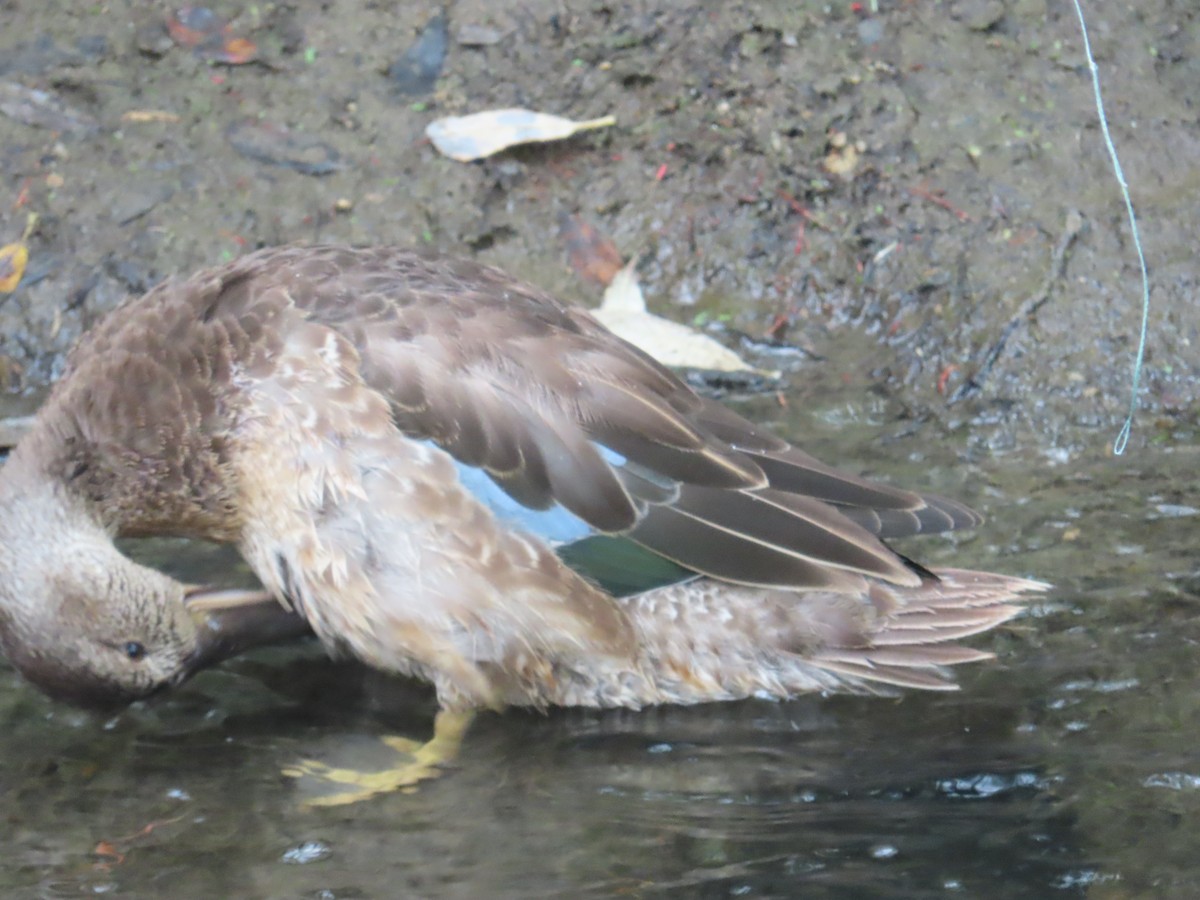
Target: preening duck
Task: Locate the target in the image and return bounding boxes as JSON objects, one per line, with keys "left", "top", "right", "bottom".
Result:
{"left": 0, "top": 245, "right": 1045, "bottom": 802}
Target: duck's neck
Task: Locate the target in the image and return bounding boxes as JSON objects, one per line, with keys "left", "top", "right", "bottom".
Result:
{"left": 0, "top": 456, "right": 112, "bottom": 643}
{"left": 0, "top": 449, "right": 113, "bottom": 556}
{"left": 2, "top": 418, "right": 112, "bottom": 533}
{"left": 4, "top": 400, "right": 242, "bottom": 541}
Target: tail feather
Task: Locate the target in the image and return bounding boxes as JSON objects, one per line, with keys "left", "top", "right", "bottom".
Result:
{"left": 801, "top": 660, "right": 964, "bottom": 692}
{"left": 595, "top": 566, "right": 1048, "bottom": 706}
{"left": 799, "top": 568, "right": 1046, "bottom": 693}
{"left": 817, "top": 644, "right": 997, "bottom": 668}
{"left": 867, "top": 608, "right": 1023, "bottom": 646}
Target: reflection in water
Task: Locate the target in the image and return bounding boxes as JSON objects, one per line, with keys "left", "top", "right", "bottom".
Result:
{"left": 2, "top": 346, "right": 1197, "bottom": 897}
{"left": 0, "top": 656, "right": 1081, "bottom": 898}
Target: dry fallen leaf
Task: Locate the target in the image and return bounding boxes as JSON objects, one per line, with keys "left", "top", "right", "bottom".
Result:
{"left": 823, "top": 130, "right": 862, "bottom": 178}
{"left": 167, "top": 7, "right": 259, "bottom": 64}
{"left": 220, "top": 37, "right": 258, "bottom": 65}
{"left": 92, "top": 841, "right": 126, "bottom": 866}
{"left": 425, "top": 108, "right": 616, "bottom": 162}
{"left": 559, "top": 214, "right": 623, "bottom": 286}
{"left": 0, "top": 242, "right": 28, "bottom": 293}
{"left": 0, "top": 213, "right": 36, "bottom": 294}
{"left": 592, "top": 260, "right": 771, "bottom": 375}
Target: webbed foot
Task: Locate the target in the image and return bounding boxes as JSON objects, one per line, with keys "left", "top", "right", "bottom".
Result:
{"left": 282, "top": 709, "right": 474, "bottom": 807}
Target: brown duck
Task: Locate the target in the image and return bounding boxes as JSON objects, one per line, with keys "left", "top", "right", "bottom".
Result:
{"left": 0, "top": 245, "right": 1045, "bottom": 803}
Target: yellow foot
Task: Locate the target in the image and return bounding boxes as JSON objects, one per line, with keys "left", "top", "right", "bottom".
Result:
{"left": 282, "top": 709, "right": 474, "bottom": 807}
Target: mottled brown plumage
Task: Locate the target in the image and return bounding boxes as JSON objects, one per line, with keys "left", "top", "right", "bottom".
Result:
{"left": 0, "top": 245, "right": 1046, "bottom": 711}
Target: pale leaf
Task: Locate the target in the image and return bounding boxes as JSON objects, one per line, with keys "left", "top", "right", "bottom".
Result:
{"left": 425, "top": 108, "right": 616, "bottom": 162}
{"left": 593, "top": 261, "right": 770, "bottom": 374}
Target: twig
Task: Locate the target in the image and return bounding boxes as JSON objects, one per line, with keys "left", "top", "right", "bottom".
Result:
{"left": 949, "top": 211, "right": 1083, "bottom": 403}
{"left": 909, "top": 184, "right": 971, "bottom": 222}
{"left": 775, "top": 189, "right": 830, "bottom": 230}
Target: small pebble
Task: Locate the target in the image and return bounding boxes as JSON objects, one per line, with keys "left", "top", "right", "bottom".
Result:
{"left": 458, "top": 24, "right": 504, "bottom": 46}
{"left": 858, "top": 18, "right": 885, "bottom": 47}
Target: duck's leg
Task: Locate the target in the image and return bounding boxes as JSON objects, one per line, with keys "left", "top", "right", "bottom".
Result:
{"left": 282, "top": 709, "right": 475, "bottom": 807}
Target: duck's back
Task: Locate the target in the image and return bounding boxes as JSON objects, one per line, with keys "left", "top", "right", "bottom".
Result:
{"left": 15, "top": 245, "right": 1043, "bottom": 709}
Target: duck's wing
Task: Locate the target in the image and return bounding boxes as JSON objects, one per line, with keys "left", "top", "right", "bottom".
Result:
{"left": 223, "top": 245, "right": 977, "bottom": 595}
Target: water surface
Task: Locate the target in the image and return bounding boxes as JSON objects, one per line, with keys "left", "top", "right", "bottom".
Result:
{"left": 2, "top": 344, "right": 1192, "bottom": 898}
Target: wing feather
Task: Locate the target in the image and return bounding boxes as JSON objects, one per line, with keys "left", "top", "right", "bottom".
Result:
{"left": 215, "top": 245, "right": 985, "bottom": 593}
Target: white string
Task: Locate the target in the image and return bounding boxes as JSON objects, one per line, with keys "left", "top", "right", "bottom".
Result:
{"left": 1070, "top": 0, "right": 1150, "bottom": 455}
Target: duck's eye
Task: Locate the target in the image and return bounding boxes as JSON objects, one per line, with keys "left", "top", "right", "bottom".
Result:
{"left": 124, "top": 641, "right": 147, "bottom": 661}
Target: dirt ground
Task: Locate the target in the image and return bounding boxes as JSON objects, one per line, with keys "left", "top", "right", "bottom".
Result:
{"left": 0, "top": 0, "right": 1196, "bottom": 452}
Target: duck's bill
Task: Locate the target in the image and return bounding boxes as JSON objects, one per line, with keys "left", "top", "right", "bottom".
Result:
{"left": 182, "top": 587, "right": 313, "bottom": 675}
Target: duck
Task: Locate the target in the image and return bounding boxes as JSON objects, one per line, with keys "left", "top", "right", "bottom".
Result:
{"left": 0, "top": 244, "right": 1046, "bottom": 804}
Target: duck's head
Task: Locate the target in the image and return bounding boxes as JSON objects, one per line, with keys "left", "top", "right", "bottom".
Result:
{"left": 0, "top": 475, "right": 307, "bottom": 709}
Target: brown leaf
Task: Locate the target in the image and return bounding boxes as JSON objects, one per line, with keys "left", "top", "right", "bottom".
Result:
{"left": 92, "top": 841, "right": 126, "bottom": 865}
{"left": 167, "top": 7, "right": 259, "bottom": 64}
{"left": 219, "top": 37, "right": 258, "bottom": 65}
{"left": 167, "top": 7, "right": 219, "bottom": 48}
{"left": 559, "top": 214, "right": 623, "bottom": 286}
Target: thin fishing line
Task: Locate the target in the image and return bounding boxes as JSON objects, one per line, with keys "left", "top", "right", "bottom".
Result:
{"left": 1070, "top": 0, "right": 1150, "bottom": 455}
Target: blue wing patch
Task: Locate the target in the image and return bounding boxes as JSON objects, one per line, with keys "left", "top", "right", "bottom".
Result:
{"left": 439, "top": 442, "right": 695, "bottom": 595}
{"left": 446, "top": 443, "right": 628, "bottom": 546}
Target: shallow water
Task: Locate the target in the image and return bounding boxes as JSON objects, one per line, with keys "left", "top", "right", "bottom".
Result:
{"left": 1, "top": 0, "right": 1196, "bottom": 894}
{"left": 1, "top": 342, "right": 1194, "bottom": 899}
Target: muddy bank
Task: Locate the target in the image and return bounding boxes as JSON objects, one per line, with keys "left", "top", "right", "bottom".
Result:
{"left": 0, "top": 0, "right": 1195, "bottom": 451}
